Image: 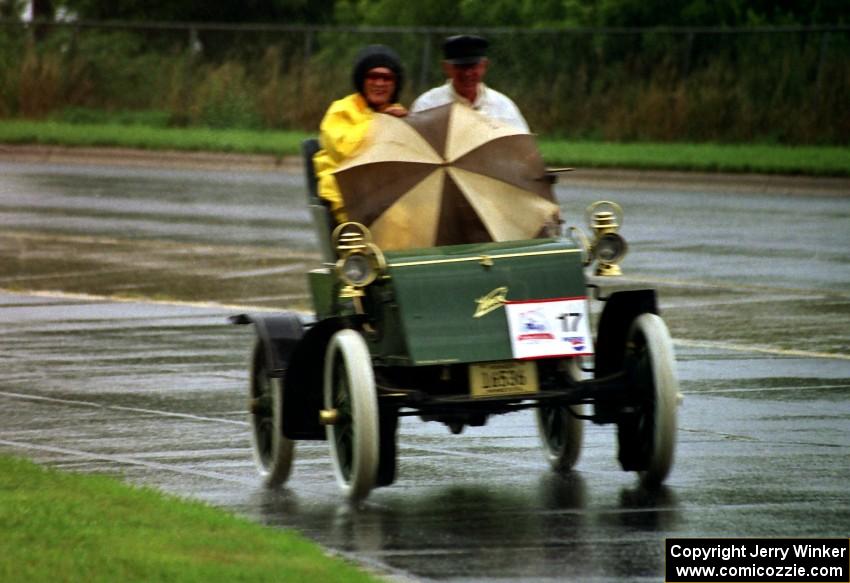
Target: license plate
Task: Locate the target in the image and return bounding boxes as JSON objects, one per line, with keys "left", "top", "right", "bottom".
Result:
{"left": 469, "top": 360, "right": 539, "bottom": 399}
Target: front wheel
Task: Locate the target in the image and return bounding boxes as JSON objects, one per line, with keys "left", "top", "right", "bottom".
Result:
{"left": 324, "top": 329, "right": 380, "bottom": 501}
{"left": 249, "top": 340, "right": 295, "bottom": 487}
{"left": 536, "top": 359, "right": 584, "bottom": 472}
{"left": 617, "top": 314, "right": 679, "bottom": 486}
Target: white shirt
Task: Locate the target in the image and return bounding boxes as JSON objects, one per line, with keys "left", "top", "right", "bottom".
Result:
{"left": 411, "top": 81, "right": 530, "bottom": 132}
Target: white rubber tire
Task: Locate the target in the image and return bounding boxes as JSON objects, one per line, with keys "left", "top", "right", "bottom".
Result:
{"left": 630, "top": 314, "right": 679, "bottom": 486}
{"left": 324, "top": 329, "right": 379, "bottom": 501}
{"left": 249, "top": 340, "right": 295, "bottom": 487}
{"left": 536, "top": 359, "right": 584, "bottom": 472}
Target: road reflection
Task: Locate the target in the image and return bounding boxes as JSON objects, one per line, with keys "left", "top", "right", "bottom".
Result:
{"left": 251, "top": 470, "right": 681, "bottom": 580}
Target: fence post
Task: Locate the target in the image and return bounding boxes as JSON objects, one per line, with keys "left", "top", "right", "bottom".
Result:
{"left": 301, "top": 29, "right": 314, "bottom": 123}
{"left": 304, "top": 28, "right": 314, "bottom": 67}
{"left": 682, "top": 31, "right": 694, "bottom": 78}
{"left": 815, "top": 31, "right": 829, "bottom": 107}
{"left": 188, "top": 26, "right": 201, "bottom": 55}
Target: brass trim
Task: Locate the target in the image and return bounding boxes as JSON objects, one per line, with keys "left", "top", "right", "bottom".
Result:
{"left": 319, "top": 408, "right": 340, "bottom": 425}
{"left": 388, "top": 247, "right": 580, "bottom": 268}
{"left": 332, "top": 221, "right": 372, "bottom": 249}
{"left": 338, "top": 284, "right": 364, "bottom": 299}
{"left": 473, "top": 286, "right": 508, "bottom": 318}
{"left": 595, "top": 263, "right": 623, "bottom": 276}
{"left": 366, "top": 242, "right": 387, "bottom": 272}
{"left": 413, "top": 358, "right": 460, "bottom": 365}
{"left": 585, "top": 200, "right": 624, "bottom": 231}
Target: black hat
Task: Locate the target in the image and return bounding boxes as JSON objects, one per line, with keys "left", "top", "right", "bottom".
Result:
{"left": 352, "top": 44, "right": 404, "bottom": 106}
{"left": 443, "top": 35, "right": 489, "bottom": 65}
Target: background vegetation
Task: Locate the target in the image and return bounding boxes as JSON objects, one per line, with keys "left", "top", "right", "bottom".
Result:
{"left": 0, "top": 0, "right": 848, "bottom": 144}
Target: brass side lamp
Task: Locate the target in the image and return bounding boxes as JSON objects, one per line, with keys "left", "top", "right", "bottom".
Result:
{"left": 585, "top": 201, "right": 628, "bottom": 276}
{"left": 331, "top": 221, "right": 386, "bottom": 300}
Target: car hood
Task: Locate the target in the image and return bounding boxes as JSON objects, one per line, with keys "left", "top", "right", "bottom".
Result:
{"left": 376, "top": 237, "right": 586, "bottom": 365}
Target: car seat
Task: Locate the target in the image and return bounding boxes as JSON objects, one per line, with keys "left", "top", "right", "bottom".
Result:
{"left": 301, "top": 138, "right": 336, "bottom": 264}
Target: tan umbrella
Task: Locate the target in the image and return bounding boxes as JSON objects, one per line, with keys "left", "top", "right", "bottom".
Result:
{"left": 333, "top": 102, "right": 560, "bottom": 250}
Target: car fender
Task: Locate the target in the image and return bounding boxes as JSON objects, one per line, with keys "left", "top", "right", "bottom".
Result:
{"left": 594, "top": 289, "right": 658, "bottom": 377}
{"left": 232, "top": 312, "right": 333, "bottom": 440}
{"left": 281, "top": 317, "right": 351, "bottom": 440}
{"left": 230, "top": 312, "right": 311, "bottom": 375}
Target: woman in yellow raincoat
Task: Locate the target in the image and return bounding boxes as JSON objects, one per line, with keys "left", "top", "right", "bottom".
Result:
{"left": 313, "top": 45, "right": 407, "bottom": 223}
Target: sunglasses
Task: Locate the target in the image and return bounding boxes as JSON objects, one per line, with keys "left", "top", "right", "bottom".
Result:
{"left": 365, "top": 71, "right": 396, "bottom": 82}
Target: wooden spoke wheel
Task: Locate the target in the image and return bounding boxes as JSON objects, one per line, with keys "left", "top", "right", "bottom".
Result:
{"left": 249, "top": 340, "right": 294, "bottom": 487}
{"left": 324, "top": 329, "right": 380, "bottom": 501}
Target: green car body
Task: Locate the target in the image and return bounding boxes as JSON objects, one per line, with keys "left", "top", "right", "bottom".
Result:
{"left": 310, "top": 237, "right": 586, "bottom": 366}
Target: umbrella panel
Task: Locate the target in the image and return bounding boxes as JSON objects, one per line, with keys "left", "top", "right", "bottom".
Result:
{"left": 435, "top": 172, "right": 493, "bottom": 246}
{"left": 452, "top": 134, "right": 553, "bottom": 200}
{"left": 335, "top": 161, "right": 436, "bottom": 228}
{"left": 369, "top": 169, "right": 445, "bottom": 250}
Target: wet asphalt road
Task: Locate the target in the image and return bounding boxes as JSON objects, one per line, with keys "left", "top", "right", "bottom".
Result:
{"left": 1, "top": 160, "right": 849, "bottom": 582}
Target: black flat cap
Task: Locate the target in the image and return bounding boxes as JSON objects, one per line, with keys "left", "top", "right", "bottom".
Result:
{"left": 443, "top": 35, "right": 489, "bottom": 65}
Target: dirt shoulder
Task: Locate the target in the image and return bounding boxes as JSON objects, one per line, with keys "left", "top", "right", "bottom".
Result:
{"left": 2, "top": 143, "right": 848, "bottom": 196}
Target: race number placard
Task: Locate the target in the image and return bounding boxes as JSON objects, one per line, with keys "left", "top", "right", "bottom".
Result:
{"left": 504, "top": 297, "right": 594, "bottom": 360}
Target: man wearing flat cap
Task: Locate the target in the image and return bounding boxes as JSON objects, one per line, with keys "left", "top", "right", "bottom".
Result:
{"left": 411, "top": 35, "right": 529, "bottom": 131}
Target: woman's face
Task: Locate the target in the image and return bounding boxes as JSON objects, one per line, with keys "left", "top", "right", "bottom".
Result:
{"left": 363, "top": 67, "right": 396, "bottom": 110}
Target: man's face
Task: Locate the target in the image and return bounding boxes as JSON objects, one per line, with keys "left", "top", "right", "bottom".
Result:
{"left": 363, "top": 67, "right": 397, "bottom": 110}
{"left": 443, "top": 59, "right": 488, "bottom": 98}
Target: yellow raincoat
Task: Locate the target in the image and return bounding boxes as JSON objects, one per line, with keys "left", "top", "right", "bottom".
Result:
{"left": 312, "top": 93, "right": 374, "bottom": 223}
{"left": 313, "top": 93, "right": 401, "bottom": 223}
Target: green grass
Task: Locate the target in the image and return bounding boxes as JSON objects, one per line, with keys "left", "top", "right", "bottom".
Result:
{"left": 0, "top": 119, "right": 310, "bottom": 158}
{"left": 52, "top": 107, "right": 174, "bottom": 128}
{"left": 1, "top": 119, "right": 849, "bottom": 176}
{"left": 0, "top": 455, "right": 383, "bottom": 583}
{"left": 538, "top": 140, "right": 850, "bottom": 176}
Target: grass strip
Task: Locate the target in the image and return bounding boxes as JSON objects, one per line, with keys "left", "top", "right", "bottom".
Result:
{"left": 538, "top": 140, "right": 850, "bottom": 176}
{"left": 0, "top": 120, "right": 311, "bottom": 158}
{"left": 1, "top": 119, "right": 849, "bottom": 176}
{"left": 0, "top": 455, "right": 382, "bottom": 583}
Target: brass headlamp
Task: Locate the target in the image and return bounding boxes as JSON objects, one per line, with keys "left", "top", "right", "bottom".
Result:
{"left": 585, "top": 201, "right": 628, "bottom": 276}
{"left": 546, "top": 172, "right": 626, "bottom": 276}
{"left": 331, "top": 222, "right": 386, "bottom": 294}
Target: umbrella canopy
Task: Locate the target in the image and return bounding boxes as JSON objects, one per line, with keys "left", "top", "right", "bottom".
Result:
{"left": 333, "top": 102, "right": 560, "bottom": 250}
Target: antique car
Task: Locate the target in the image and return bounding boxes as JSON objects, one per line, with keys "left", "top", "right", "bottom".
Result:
{"left": 233, "top": 106, "right": 680, "bottom": 501}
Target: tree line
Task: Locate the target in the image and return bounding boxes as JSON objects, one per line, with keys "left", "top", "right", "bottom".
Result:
{"left": 1, "top": 1, "right": 848, "bottom": 144}
{"left": 3, "top": 0, "right": 848, "bottom": 27}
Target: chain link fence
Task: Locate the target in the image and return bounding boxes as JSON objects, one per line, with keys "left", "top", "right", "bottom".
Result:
{"left": 1, "top": 20, "right": 848, "bottom": 143}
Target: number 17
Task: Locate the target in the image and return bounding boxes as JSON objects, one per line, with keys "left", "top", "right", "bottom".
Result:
{"left": 558, "top": 312, "right": 582, "bottom": 332}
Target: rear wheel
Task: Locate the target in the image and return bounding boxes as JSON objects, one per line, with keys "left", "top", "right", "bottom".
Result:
{"left": 324, "top": 329, "right": 380, "bottom": 501}
{"left": 375, "top": 407, "right": 398, "bottom": 487}
{"left": 537, "top": 359, "right": 584, "bottom": 472}
{"left": 617, "top": 314, "right": 679, "bottom": 486}
{"left": 249, "top": 340, "right": 294, "bottom": 487}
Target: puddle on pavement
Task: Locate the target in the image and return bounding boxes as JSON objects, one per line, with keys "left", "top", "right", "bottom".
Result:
{"left": 1, "top": 231, "right": 317, "bottom": 310}
{"left": 653, "top": 284, "right": 850, "bottom": 355}
{"left": 681, "top": 376, "right": 850, "bottom": 401}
